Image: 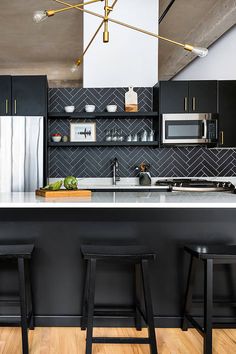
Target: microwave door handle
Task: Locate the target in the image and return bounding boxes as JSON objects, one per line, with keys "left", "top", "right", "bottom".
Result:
{"left": 202, "top": 120, "right": 207, "bottom": 139}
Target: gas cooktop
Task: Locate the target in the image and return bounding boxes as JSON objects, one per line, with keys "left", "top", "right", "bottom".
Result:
{"left": 155, "top": 179, "right": 235, "bottom": 192}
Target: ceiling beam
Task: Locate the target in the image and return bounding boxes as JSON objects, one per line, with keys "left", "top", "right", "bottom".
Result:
{"left": 159, "top": 0, "right": 236, "bottom": 80}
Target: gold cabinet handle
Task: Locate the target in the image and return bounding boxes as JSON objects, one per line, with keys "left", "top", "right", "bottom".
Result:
{"left": 192, "top": 97, "right": 196, "bottom": 111}
{"left": 184, "top": 97, "right": 188, "bottom": 111}
{"left": 5, "top": 99, "right": 8, "bottom": 114}
{"left": 220, "top": 131, "right": 224, "bottom": 145}
{"left": 14, "top": 99, "right": 17, "bottom": 115}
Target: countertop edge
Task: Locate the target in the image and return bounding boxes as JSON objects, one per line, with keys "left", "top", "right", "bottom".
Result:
{"left": 1, "top": 203, "right": 236, "bottom": 208}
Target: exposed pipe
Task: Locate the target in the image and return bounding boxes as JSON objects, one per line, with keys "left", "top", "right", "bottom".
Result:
{"left": 159, "top": 0, "right": 175, "bottom": 24}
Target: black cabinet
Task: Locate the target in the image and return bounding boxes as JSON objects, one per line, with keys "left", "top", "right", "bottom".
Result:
{"left": 12, "top": 76, "right": 47, "bottom": 116}
{"left": 159, "top": 81, "right": 189, "bottom": 113}
{"left": 0, "top": 76, "right": 11, "bottom": 115}
{"left": 158, "top": 80, "right": 218, "bottom": 114}
{"left": 218, "top": 81, "right": 236, "bottom": 147}
{"left": 188, "top": 81, "right": 217, "bottom": 113}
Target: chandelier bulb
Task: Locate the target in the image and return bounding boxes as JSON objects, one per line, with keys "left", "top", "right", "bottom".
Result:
{"left": 191, "top": 46, "right": 208, "bottom": 58}
{"left": 71, "top": 60, "right": 81, "bottom": 73}
{"left": 33, "top": 10, "right": 48, "bottom": 23}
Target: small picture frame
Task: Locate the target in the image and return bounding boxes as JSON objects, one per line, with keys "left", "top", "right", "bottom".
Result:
{"left": 70, "top": 122, "right": 96, "bottom": 142}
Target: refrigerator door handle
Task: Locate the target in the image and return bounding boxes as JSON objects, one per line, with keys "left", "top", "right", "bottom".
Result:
{"left": 14, "top": 99, "right": 17, "bottom": 115}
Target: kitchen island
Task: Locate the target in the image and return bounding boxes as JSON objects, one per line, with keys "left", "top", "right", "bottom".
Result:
{"left": 1, "top": 190, "right": 236, "bottom": 208}
{"left": 1, "top": 191, "right": 236, "bottom": 327}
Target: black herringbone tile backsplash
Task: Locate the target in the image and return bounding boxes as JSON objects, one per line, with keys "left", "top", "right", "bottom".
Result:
{"left": 48, "top": 88, "right": 236, "bottom": 178}
{"left": 49, "top": 87, "right": 152, "bottom": 112}
{"left": 49, "top": 117, "right": 153, "bottom": 142}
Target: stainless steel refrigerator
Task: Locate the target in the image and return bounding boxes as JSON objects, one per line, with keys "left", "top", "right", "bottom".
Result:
{"left": 0, "top": 116, "right": 44, "bottom": 192}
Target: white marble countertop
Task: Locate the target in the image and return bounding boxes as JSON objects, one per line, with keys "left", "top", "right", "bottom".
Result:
{"left": 1, "top": 191, "right": 236, "bottom": 208}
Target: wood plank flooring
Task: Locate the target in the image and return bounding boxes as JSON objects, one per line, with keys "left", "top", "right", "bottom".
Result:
{"left": 0, "top": 327, "right": 236, "bottom": 353}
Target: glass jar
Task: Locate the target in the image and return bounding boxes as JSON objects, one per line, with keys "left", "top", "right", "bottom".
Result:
{"left": 105, "top": 129, "right": 112, "bottom": 142}
{"left": 149, "top": 130, "right": 155, "bottom": 142}
{"left": 141, "top": 130, "right": 148, "bottom": 142}
{"left": 132, "top": 133, "right": 138, "bottom": 142}
{"left": 120, "top": 130, "right": 125, "bottom": 142}
{"left": 112, "top": 128, "right": 118, "bottom": 142}
{"left": 127, "top": 134, "right": 132, "bottom": 142}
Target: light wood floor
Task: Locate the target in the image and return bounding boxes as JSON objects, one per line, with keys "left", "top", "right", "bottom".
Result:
{"left": 0, "top": 327, "right": 236, "bottom": 354}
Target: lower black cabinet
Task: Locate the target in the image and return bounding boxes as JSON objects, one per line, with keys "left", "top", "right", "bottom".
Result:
{"left": 218, "top": 81, "right": 236, "bottom": 147}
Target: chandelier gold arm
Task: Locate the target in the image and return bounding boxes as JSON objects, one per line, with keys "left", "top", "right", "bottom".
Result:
{"left": 54, "top": 0, "right": 187, "bottom": 49}
{"left": 76, "top": 0, "right": 118, "bottom": 66}
{"left": 103, "top": 0, "right": 110, "bottom": 43}
{"left": 48, "top": 0, "right": 104, "bottom": 17}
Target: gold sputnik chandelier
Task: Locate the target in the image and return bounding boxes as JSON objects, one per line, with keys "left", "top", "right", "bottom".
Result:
{"left": 33, "top": 0, "right": 208, "bottom": 73}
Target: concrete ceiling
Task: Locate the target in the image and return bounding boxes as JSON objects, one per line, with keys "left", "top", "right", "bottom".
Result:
{"left": 2, "top": 1, "right": 236, "bottom": 86}
{"left": 159, "top": 0, "right": 236, "bottom": 80}
{"left": 0, "top": 0, "right": 83, "bottom": 86}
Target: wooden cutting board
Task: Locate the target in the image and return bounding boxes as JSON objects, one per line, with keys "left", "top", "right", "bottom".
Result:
{"left": 36, "top": 189, "right": 92, "bottom": 198}
{"left": 125, "top": 87, "right": 138, "bottom": 112}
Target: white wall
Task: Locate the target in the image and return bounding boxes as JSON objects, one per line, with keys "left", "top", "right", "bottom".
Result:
{"left": 174, "top": 25, "right": 236, "bottom": 80}
{"left": 83, "top": 0, "right": 158, "bottom": 88}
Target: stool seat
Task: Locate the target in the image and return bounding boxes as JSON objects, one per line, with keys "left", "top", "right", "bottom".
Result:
{"left": 81, "top": 244, "right": 156, "bottom": 260}
{"left": 185, "top": 245, "right": 236, "bottom": 260}
{"left": 0, "top": 244, "right": 34, "bottom": 258}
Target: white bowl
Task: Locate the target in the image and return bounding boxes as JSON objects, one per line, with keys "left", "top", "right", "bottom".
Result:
{"left": 85, "top": 105, "right": 95, "bottom": 112}
{"left": 51, "top": 136, "right": 62, "bottom": 143}
{"left": 106, "top": 105, "right": 117, "bottom": 112}
{"left": 64, "top": 106, "right": 75, "bottom": 113}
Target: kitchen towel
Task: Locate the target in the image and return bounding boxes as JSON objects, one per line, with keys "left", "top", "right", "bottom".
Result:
{"left": 0, "top": 116, "right": 44, "bottom": 192}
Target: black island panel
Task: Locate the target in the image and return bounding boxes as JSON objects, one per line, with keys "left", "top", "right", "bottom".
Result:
{"left": 0, "top": 207, "right": 236, "bottom": 327}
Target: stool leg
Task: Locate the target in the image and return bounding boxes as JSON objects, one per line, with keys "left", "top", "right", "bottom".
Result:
{"left": 204, "top": 259, "right": 213, "bottom": 354}
{"left": 26, "top": 260, "right": 34, "bottom": 330}
{"left": 86, "top": 258, "right": 96, "bottom": 354}
{"left": 135, "top": 264, "right": 142, "bottom": 331}
{"left": 81, "top": 260, "right": 90, "bottom": 330}
{"left": 182, "top": 255, "right": 197, "bottom": 331}
{"left": 18, "top": 258, "right": 29, "bottom": 354}
{"left": 225, "top": 264, "right": 236, "bottom": 318}
{"left": 141, "top": 259, "right": 158, "bottom": 354}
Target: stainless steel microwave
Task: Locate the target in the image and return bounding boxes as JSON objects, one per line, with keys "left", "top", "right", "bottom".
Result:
{"left": 162, "top": 113, "right": 218, "bottom": 145}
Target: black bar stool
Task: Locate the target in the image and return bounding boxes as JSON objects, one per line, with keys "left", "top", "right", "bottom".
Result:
{"left": 182, "top": 245, "right": 236, "bottom": 354}
{"left": 0, "top": 244, "right": 34, "bottom": 354}
{"left": 81, "top": 244, "right": 158, "bottom": 354}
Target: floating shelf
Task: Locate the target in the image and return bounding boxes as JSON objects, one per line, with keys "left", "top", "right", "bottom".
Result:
{"left": 48, "top": 141, "right": 159, "bottom": 147}
{"left": 48, "top": 111, "right": 158, "bottom": 119}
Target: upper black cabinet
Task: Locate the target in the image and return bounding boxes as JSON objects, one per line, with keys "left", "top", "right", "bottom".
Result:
{"left": 0, "top": 76, "right": 12, "bottom": 115}
{"left": 158, "top": 80, "right": 218, "bottom": 114}
{"left": 218, "top": 81, "right": 236, "bottom": 147}
{"left": 159, "top": 81, "right": 189, "bottom": 113}
{"left": 0, "top": 75, "right": 47, "bottom": 116}
{"left": 188, "top": 81, "right": 217, "bottom": 113}
{"left": 12, "top": 76, "right": 47, "bottom": 116}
